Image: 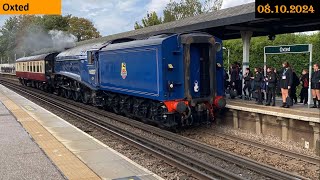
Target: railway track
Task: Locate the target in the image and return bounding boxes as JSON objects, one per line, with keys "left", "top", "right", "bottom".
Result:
{"left": 0, "top": 79, "right": 308, "bottom": 180}
{"left": 214, "top": 131, "right": 320, "bottom": 165}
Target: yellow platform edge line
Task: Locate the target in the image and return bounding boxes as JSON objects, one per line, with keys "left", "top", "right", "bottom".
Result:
{"left": 0, "top": 92, "right": 101, "bottom": 180}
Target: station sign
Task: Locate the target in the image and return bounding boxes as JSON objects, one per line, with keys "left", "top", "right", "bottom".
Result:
{"left": 264, "top": 44, "right": 310, "bottom": 54}
{"left": 0, "top": 0, "right": 61, "bottom": 15}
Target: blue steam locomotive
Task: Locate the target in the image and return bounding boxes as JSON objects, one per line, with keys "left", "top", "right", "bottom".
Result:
{"left": 18, "top": 32, "right": 226, "bottom": 128}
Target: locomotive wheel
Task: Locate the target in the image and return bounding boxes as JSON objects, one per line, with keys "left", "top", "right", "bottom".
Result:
{"left": 40, "top": 83, "right": 44, "bottom": 91}
{"left": 36, "top": 82, "right": 40, "bottom": 89}
{"left": 72, "top": 91, "right": 80, "bottom": 101}
{"left": 60, "top": 89, "right": 66, "bottom": 98}
{"left": 45, "top": 85, "right": 52, "bottom": 93}
{"left": 64, "top": 89, "right": 72, "bottom": 99}
{"left": 60, "top": 89, "right": 64, "bottom": 97}
{"left": 55, "top": 88, "right": 61, "bottom": 96}
{"left": 124, "top": 98, "right": 133, "bottom": 115}
{"left": 112, "top": 96, "right": 120, "bottom": 114}
{"left": 81, "top": 91, "right": 90, "bottom": 104}
{"left": 31, "top": 81, "right": 36, "bottom": 88}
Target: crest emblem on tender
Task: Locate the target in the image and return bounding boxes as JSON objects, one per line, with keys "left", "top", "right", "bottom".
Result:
{"left": 121, "top": 62, "right": 127, "bottom": 79}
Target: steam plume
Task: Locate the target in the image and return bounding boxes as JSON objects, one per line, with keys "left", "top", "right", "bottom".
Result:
{"left": 49, "top": 30, "right": 77, "bottom": 50}
{"left": 15, "top": 25, "right": 77, "bottom": 56}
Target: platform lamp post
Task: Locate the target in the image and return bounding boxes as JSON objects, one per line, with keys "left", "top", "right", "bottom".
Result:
{"left": 222, "top": 47, "right": 230, "bottom": 78}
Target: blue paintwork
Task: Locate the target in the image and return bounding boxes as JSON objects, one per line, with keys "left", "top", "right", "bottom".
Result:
{"left": 54, "top": 34, "right": 224, "bottom": 102}
{"left": 98, "top": 35, "right": 184, "bottom": 101}
{"left": 55, "top": 59, "right": 82, "bottom": 81}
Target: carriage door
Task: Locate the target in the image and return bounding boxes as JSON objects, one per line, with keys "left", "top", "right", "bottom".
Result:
{"left": 87, "top": 51, "right": 99, "bottom": 87}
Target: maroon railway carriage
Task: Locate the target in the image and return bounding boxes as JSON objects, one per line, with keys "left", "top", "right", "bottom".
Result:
{"left": 15, "top": 53, "right": 58, "bottom": 89}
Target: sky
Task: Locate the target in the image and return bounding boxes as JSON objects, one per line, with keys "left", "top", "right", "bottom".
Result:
{"left": 0, "top": 0, "right": 255, "bottom": 36}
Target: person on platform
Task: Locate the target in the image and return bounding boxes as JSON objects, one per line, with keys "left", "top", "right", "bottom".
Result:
{"left": 251, "top": 67, "right": 263, "bottom": 105}
{"left": 311, "top": 63, "right": 320, "bottom": 108}
{"left": 224, "top": 69, "right": 230, "bottom": 96}
{"left": 235, "top": 62, "right": 242, "bottom": 98}
{"left": 279, "top": 61, "right": 293, "bottom": 108}
{"left": 274, "top": 68, "right": 281, "bottom": 96}
{"left": 290, "top": 69, "right": 300, "bottom": 104}
{"left": 299, "top": 69, "right": 309, "bottom": 105}
{"left": 243, "top": 68, "right": 253, "bottom": 100}
{"left": 265, "top": 67, "right": 277, "bottom": 106}
{"left": 230, "top": 64, "right": 238, "bottom": 95}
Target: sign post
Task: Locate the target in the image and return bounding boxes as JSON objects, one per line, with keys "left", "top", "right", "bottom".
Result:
{"left": 264, "top": 44, "right": 312, "bottom": 108}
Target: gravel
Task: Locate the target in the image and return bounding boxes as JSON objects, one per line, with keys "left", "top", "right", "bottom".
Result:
{"left": 181, "top": 126, "right": 320, "bottom": 179}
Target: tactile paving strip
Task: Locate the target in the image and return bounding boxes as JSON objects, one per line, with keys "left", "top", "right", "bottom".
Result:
{"left": 0, "top": 92, "right": 101, "bottom": 180}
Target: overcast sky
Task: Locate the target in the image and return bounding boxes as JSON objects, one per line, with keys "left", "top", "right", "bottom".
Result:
{"left": 0, "top": 0, "right": 254, "bottom": 36}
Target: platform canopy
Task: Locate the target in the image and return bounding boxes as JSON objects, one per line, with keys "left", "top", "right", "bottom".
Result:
{"left": 77, "top": 2, "right": 320, "bottom": 46}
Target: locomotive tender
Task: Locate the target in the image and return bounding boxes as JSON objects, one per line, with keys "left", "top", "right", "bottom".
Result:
{"left": 16, "top": 32, "right": 226, "bottom": 128}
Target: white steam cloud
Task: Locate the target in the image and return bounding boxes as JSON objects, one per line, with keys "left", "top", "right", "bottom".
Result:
{"left": 49, "top": 30, "right": 77, "bottom": 50}
{"left": 15, "top": 25, "right": 77, "bottom": 56}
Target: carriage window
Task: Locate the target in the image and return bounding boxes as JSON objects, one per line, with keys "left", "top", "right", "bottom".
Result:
{"left": 37, "top": 62, "right": 40, "bottom": 72}
{"left": 39, "top": 62, "right": 42, "bottom": 73}
{"left": 27, "top": 62, "right": 30, "bottom": 72}
{"left": 33, "top": 62, "right": 36, "bottom": 72}
{"left": 88, "top": 52, "right": 94, "bottom": 64}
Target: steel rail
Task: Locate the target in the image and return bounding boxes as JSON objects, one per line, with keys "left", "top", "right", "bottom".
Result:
{"left": 1, "top": 79, "right": 308, "bottom": 180}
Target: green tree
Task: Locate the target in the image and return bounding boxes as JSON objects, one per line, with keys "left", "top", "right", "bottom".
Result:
{"left": 202, "top": 0, "right": 223, "bottom": 12}
{"left": 163, "top": 0, "right": 202, "bottom": 22}
{"left": 223, "top": 33, "right": 320, "bottom": 75}
{"left": 136, "top": 0, "right": 224, "bottom": 28}
{"left": 0, "top": 17, "right": 20, "bottom": 59}
{"left": 41, "top": 15, "right": 70, "bottom": 31}
{"left": 134, "top": 12, "right": 163, "bottom": 29}
{"left": 67, "top": 16, "right": 101, "bottom": 41}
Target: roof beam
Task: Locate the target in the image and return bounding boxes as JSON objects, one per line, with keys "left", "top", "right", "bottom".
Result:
{"left": 225, "top": 26, "right": 268, "bottom": 32}
{"left": 247, "top": 18, "right": 281, "bottom": 25}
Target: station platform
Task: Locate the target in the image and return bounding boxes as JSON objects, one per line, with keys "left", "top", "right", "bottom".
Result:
{"left": 0, "top": 72, "right": 15, "bottom": 75}
{"left": 0, "top": 102, "right": 65, "bottom": 179}
{"left": 226, "top": 99, "right": 320, "bottom": 122}
{"left": 0, "top": 84, "right": 162, "bottom": 180}
{"left": 222, "top": 98, "right": 320, "bottom": 149}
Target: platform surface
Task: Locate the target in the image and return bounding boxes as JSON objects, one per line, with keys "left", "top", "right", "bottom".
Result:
{"left": 227, "top": 98, "right": 320, "bottom": 122}
{"left": 0, "top": 84, "right": 163, "bottom": 180}
{"left": 0, "top": 102, "right": 65, "bottom": 180}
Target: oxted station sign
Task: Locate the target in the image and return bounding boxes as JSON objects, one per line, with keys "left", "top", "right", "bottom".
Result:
{"left": 0, "top": 0, "right": 61, "bottom": 15}
{"left": 264, "top": 44, "right": 310, "bottom": 54}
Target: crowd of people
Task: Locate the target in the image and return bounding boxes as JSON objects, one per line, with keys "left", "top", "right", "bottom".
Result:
{"left": 224, "top": 62, "right": 320, "bottom": 108}
{"left": 0, "top": 66, "right": 15, "bottom": 74}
